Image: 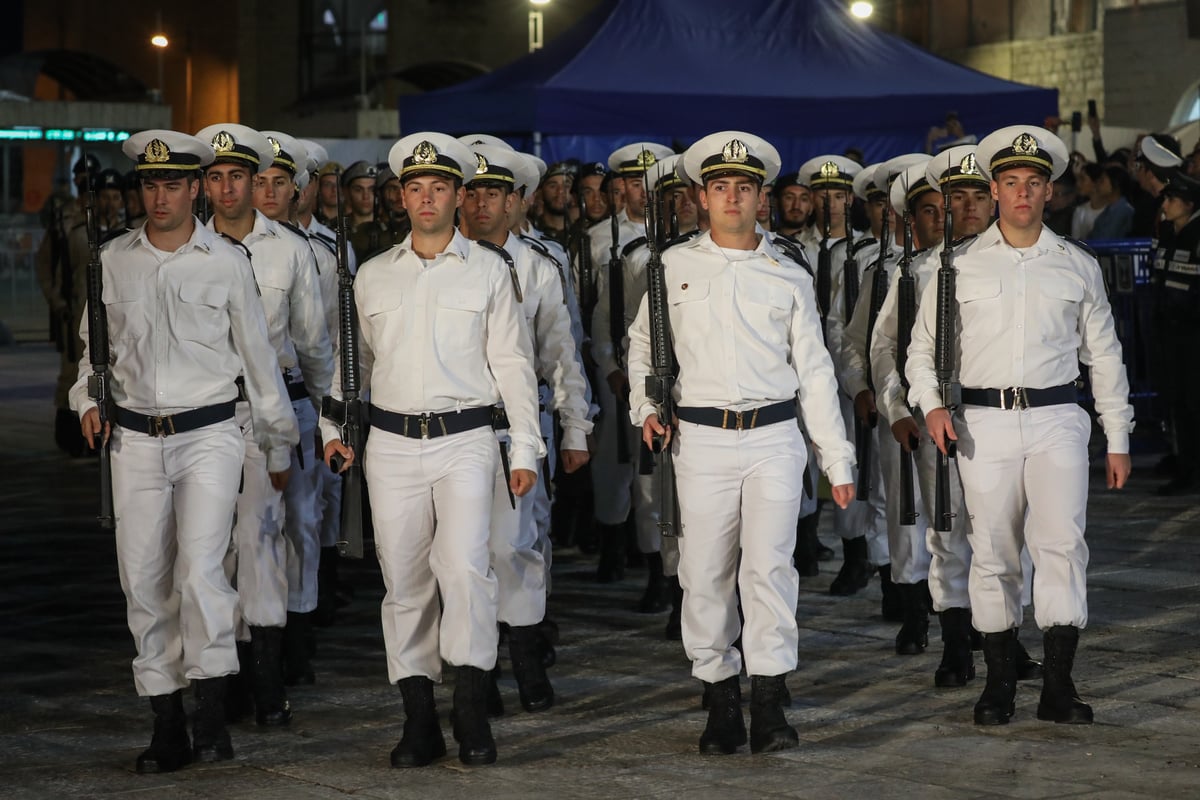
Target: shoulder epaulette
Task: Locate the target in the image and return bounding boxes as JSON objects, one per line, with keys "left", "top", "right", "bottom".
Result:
{"left": 622, "top": 236, "right": 648, "bottom": 258}
{"left": 218, "top": 232, "right": 252, "bottom": 262}
{"left": 278, "top": 221, "right": 309, "bottom": 242}
{"left": 664, "top": 229, "right": 701, "bottom": 251}
{"left": 771, "top": 235, "right": 813, "bottom": 277}
{"left": 949, "top": 232, "right": 980, "bottom": 251}
{"left": 308, "top": 230, "right": 336, "bottom": 256}
{"left": 1060, "top": 235, "right": 1097, "bottom": 260}
{"left": 474, "top": 239, "right": 524, "bottom": 303}
{"left": 519, "top": 234, "right": 569, "bottom": 304}
{"left": 850, "top": 237, "right": 878, "bottom": 256}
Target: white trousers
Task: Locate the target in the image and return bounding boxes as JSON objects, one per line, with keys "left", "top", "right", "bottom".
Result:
{"left": 955, "top": 404, "right": 1091, "bottom": 633}
{"left": 532, "top": 396, "right": 555, "bottom": 589}
{"left": 282, "top": 400, "right": 320, "bottom": 614}
{"left": 490, "top": 433, "right": 546, "bottom": 627}
{"left": 228, "top": 402, "right": 287, "bottom": 629}
{"left": 111, "top": 420, "right": 244, "bottom": 697}
{"left": 675, "top": 420, "right": 806, "bottom": 683}
{"left": 591, "top": 376, "right": 661, "bottom": 549}
{"left": 365, "top": 425, "right": 500, "bottom": 683}
{"left": 832, "top": 394, "right": 889, "bottom": 566}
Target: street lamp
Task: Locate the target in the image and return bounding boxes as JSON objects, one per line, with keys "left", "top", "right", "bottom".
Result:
{"left": 850, "top": 1, "right": 873, "bottom": 19}
{"left": 151, "top": 22, "right": 168, "bottom": 105}
{"left": 529, "top": 0, "right": 549, "bottom": 53}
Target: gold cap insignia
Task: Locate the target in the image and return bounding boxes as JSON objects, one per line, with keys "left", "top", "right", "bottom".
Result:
{"left": 366, "top": 164, "right": 378, "bottom": 178}
{"left": 268, "top": 137, "right": 282, "bottom": 156}
{"left": 144, "top": 139, "right": 171, "bottom": 163}
{"left": 959, "top": 153, "right": 980, "bottom": 175}
{"left": 211, "top": 131, "right": 235, "bottom": 153}
{"left": 475, "top": 153, "right": 489, "bottom": 175}
{"left": 413, "top": 141, "right": 439, "bottom": 165}
{"left": 819, "top": 160, "right": 841, "bottom": 179}
{"left": 722, "top": 139, "right": 748, "bottom": 164}
{"left": 1012, "top": 133, "right": 1039, "bottom": 156}
{"left": 635, "top": 149, "right": 657, "bottom": 168}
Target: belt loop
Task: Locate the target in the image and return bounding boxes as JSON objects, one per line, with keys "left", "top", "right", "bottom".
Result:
{"left": 721, "top": 409, "right": 730, "bottom": 429}
{"left": 438, "top": 416, "right": 448, "bottom": 436}
{"left": 750, "top": 408, "right": 759, "bottom": 429}
{"left": 403, "top": 416, "right": 410, "bottom": 437}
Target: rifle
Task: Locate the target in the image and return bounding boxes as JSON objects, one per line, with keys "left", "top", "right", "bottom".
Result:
{"left": 642, "top": 163, "right": 677, "bottom": 538}
{"left": 844, "top": 198, "right": 872, "bottom": 500}
{"left": 932, "top": 177, "right": 960, "bottom": 533}
{"left": 51, "top": 200, "right": 78, "bottom": 362}
{"left": 319, "top": 172, "right": 367, "bottom": 558}
{"left": 816, "top": 194, "right": 832, "bottom": 320}
{"left": 667, "top": 192, "right": 678, "bottom": 241}
{"left": 84, "top": 190, "right": 115, "bottom": 530}
{"left": 607, "top": 182, "right": 631, "bottom": 465}
{"left": 894, "top": 207, "right": 919, "bottom": 525}
{"left": 575, "top": 197, "right": 595, "bottom": 331}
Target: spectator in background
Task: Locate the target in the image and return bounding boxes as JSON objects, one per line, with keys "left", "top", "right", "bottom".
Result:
{"left": 1132, "top": 133, "right": 1184, "bottom": 236}
{"left": 1187, "top": 142, "right": 1200, "bottom": 179}
{"left": 1072, "top": 164, "right": 1107, "bottom": 239}
{"left": 1089, "top": 164, "right": 1135, "bottom": 240}
{"left": 1045, "top": 166, "right": 1078, "bottom": 236}
{"left": 926, "top": 112, "right": 977, "bottom": 155}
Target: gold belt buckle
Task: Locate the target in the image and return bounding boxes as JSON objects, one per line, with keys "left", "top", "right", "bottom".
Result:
{"left": 1002, "top": 387, "right": 1028, "bottom": 411}
{"left": 420, "top": 414, "right": 430, "bottom": 439}
{"left": 151, "top": 414, "right": 176, "bottom": 437}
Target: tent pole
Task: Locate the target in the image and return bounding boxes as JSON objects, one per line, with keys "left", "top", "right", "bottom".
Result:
{"left": 532, "top": 131, "right": 543, "bottom": 159}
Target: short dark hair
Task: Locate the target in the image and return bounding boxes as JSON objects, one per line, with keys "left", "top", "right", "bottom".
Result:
{"left": 139, "top": 169, "right": 198, "bottom": 183}
{"left": 1101, "top": 164, "right": 1131, "bottom": 198}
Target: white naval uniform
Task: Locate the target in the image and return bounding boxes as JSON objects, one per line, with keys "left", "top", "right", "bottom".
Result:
{"left": 70, "top": 220, "right": 298, "bottom": 697}
{"left": 628, "top": 231, "right": 854, "bottom": 683}
{"left": 906, "top": 223, "right": 1133, "bottom": 633}
{"left": 806, "top": 234, "right": 890, "bottom": 568}
{"left": 488, "top": 232, "right": 592, "bottom": 627}
{"left": 318, "top": 229, "right": 544, "bottom": 683}
{"left": 210, "top": 213, "right": 333, "bottom": 625}
{"left": 589, "top": 211, "right": 656, "bottom": 534}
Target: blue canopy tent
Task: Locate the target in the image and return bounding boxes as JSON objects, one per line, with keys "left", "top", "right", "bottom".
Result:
{"left": 397, "top": 0, "right": 1058, "bottom": 167}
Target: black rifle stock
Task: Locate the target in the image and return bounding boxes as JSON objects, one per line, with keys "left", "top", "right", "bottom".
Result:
{"left": 895, "top": 210, "right": 919, "bottom": 525}
{"left": 84, "top": 192, "right": 114, "bottom": 530}
{"left": 816, "top": 197, "right": 832, "bottom": 320}
{"left": 642, "top": 163, "right": 677, "bottom": 537}
{"left": 607, "top": 189, "right": 631, "bottom": 465}
{"left": 932, "top": 186, "right": 960, "bottom": 534}
{"left": 575, "top": 198, "right": 595, "bottom": 331}
{"left": 319, "top": 173, "right": 367, "bottom": 558}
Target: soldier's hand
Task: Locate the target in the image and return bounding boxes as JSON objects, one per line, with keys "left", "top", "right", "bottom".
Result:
{"left": 831, "top": 483, "right": 855, "bottom": 509}
{"left": 511, "top": 468, "right": 537, "bottom": 498}
{"left": 924, "top": 408, "right": 957, "bottom": 456}
{"left": 606, "top": 369, "right": 630, "bottom": 400}
{"left": 80, "top": 407, "right": 110, "bottom": 449}
{"left": 853, "top": 390, "right": 877, "bottom": 427}
{"left": 891, "top": 416, "right": 921, "bottom": 451}
{"left": 323, "top": 439, "right": 355, "bottom": 472}
{"left": 561, "top": 449, "right": 589, "bottom": 474}
{"left": 1106, "top": 453, "right": 1131, "bottom": 490}
{"left": 269, "top": 469, "right": 291, "bottom": 492}
{"left": 642, "top": 414, "right": 671, "bottom": 451}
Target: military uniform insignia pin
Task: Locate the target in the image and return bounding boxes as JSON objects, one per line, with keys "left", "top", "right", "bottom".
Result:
{"left": 636, "top": 149, "right": 657, "bottom": 168}
{"left": 476, "top": 154, "right": 489, "bottom": 175}
{"left": 960, "top": 153, "right": 979, "bottom": 175}
{"left": 1012, "top": 133, "right": 1039, "bottom": 156}
{"left": 413, "top": 141, "right": 439, "bottom": 164}
{"left": 144, "top": 139, "right": 171, "bottom": 163}
{"left": 211, "top": 131, "right": 234, "bottom": 153}
{"left": 722, "top": 139, "right": 748, "bottom": 164}
{"left": 268, "top": 137, "right": 282, "bottom": 156}
{"left": 819, "top": 161, "right": 841, "bottom": 179}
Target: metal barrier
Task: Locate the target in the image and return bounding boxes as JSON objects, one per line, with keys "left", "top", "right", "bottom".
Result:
{"left": 1087, "top": 238, "right": 1159, "bottom": 428}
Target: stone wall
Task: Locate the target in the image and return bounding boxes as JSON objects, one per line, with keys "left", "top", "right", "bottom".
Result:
{"left": 1104, "top": 1, "right": 1200, "bottom": 128}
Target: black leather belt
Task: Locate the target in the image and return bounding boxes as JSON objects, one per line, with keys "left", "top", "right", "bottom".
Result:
{"left": 286, "top": 379, "right": 310, "bottom": 402}
{"left": 676, "top": 400, "right": 796, "bottom": 431}
{"left": 960, "top": 384, "right": 1078, "bottom": 410}
{"left": 115, "top": 401, "right": 237, "bottom": 437}
{"left": 369, "top": 404, "right": 499, "bottom": 439}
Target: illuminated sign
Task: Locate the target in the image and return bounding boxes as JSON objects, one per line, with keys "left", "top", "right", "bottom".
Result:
{"left": 0, "top": 127, "right": 132, "bottom": 142}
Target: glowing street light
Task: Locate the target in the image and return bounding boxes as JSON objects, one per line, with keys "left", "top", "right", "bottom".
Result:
{"left": 151, "top": 34, "right": 169, "bottom": 48}
{"left": 850, "top": 1, "right": 873, "bottom": 19}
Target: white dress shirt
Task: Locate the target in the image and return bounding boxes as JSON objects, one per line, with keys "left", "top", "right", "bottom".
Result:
{"left": 906, "top": 222, "right": 1134, "bottom": 453}
{"left": 319, "top": 229, "right": 545, "bottom": 472}
{"left": 69, "top": 219, "right": 299, "bottom": 469}
{"left": 838, "top": 235, "right": 900, "bottom": 402}
{"left": 626, "top": 230, "right": 855, "bottom": 486}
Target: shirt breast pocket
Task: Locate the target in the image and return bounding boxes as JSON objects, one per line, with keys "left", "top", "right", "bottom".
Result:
{"left": 256, "top": 267, "right": 292, "bottom": 319}
{"left": 176, "top": 282, "right": 229, "bottom": 345}
{"left": 740, "top": 282, "right": 793, "bottom": 345}
{"left": 1036, "top": 276, "right": 1084, "bottom": 340}
{"left": 956, "top": 277, "right": 1002, "bottom": 340}
{"left": 102, "top": 280, "right": 148, "bottom": 341}
{"left": 436, "top": 288, "right": 487, "bottom": 350}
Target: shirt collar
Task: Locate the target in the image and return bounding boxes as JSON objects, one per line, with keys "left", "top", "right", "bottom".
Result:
{"left": 393, "top": 227, "right": 472, "bottom": 264}
{"left": 978, "top": 220, "right": 1058, "bottom": 255}
{"left": 131, "top": 216, "right": 215, "bottom": 253}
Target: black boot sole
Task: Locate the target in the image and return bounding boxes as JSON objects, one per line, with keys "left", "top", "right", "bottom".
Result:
{"left": 135, "top": 748, "right": 192, "bottom": 774}
{"left": 192, "top": 742, "right": 235, "bottom": 762}
{"left": 256, "top": 708, "right": 293, "bottom": 726}
{"left": 750, "top": 729, "right": 799, "bottom": 754}
{"left": 973, "top": 705, "right": 1014, "bottom": 725}
{"left": 1036, "top": 703, "right": 1094, "bottom": 724}
{"left": 934, "top": 664, "right": 976, "bottom": 687}
{"left": 390, "top": 734, "right": 447, "bottom": 767}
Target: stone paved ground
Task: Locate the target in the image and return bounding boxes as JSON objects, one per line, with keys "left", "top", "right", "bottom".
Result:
{"left": 2, "top": 342, "right": 1199, "bottom": 799}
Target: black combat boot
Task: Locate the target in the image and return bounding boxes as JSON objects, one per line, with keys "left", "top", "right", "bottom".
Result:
{"left": 828, "top": 536, "right": 870, "bottom": 596}
{"left": 637, "top": 551, "right": 669, "bottom": 613}
{"left": 1015, "top": 634, "right": 1044, "bottom": 680}
{"left": 507, "top": 625, "right": 554, "bottom": 712}
{"left": 486, "top": 662, "right": 505, "bottom": 718}
{"left": 135, "top": 690, "right": 192, "bottom": 774}
{"left": 595, "top": 523, "right": 626, "bottom": 583}
{"left": 793, "top": 512, "right": 820, "bottom": 577}
{"left": 895, "top": 581, "right": 930, "bottom": 655}
{"left": 973, "top": 629, "right": 1018, "bottom": 725}
{"left": 283, "top": 611, "right": 315, "bottom": 686}
{"left": 878, "top": 564, "right": 903, "bottom": 622}
{"left": 249, "top": 626, "right": 291, "bottom": 726}
{"left": 1036, "top": 626, "right": 1094, "bottom": 724}
{"left": 664, "top": 576, "right": 683, "bottom": 641}
{"left": 537, "top": 617, "right": 559, "bottom": 668}
{"left": 698, "top": 675, "right": 746, "bottom": 755}
{"left": 749, "top": 674, "right": 799, "bottom": 753}
{"left": 192, "top": 678, "right": 235, "bottom": 762}
{"left": 452, "top": 666, "right": 498, "bottom": 765}
{"left": 933, "top": 607, "right": 976, "bottom": 687}
{"left": 390, "top": 676, "right": 446, "bottom": 767}
{"left": 225, "top": 640, "right": 255, "bottom": 723}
